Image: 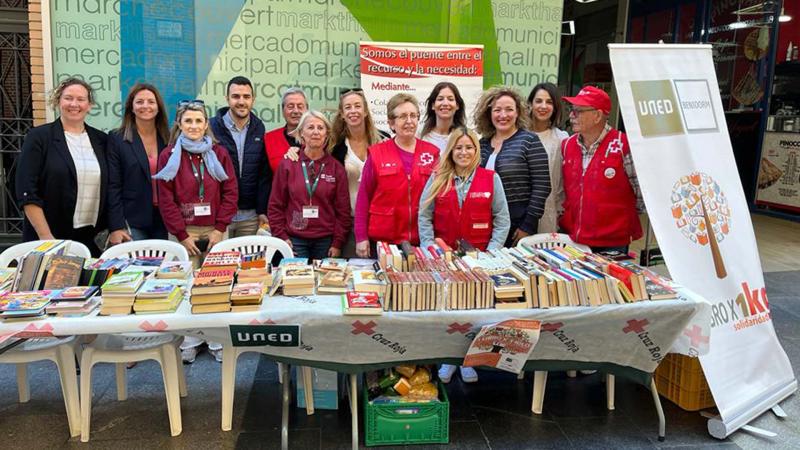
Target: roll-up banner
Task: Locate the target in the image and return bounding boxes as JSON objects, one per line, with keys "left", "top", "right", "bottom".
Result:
{"left": 359, "top": 41, "right": 484, "bottom": 134}
{"left": 608, "top": 43, "right": 796, "bottom": 439}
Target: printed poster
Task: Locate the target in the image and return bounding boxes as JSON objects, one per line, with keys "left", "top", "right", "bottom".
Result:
{"left": 756, "top": 132, "right": 800, "bottom": 212}
{"left": 609, "top": 43, "right": 796, "bottom": 439}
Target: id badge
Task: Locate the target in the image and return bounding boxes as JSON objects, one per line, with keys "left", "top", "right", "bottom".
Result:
{"left": 473, "top": 223, "right": 490, "bottom": 230}
{"left": 302, "top": 205, "right": 319, "bottom": 219}
{"left": 193, "top": 202, "right": 212, "bottom": 217}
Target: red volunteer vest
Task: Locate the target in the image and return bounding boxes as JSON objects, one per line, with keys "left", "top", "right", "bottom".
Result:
{"left": 560, "top": 128, "right": 643, "bottom": 247}
{"left": 264, "top": 127, "right": 291, "bottom": 172}
{"left": 367, "top": 139, "right": 439, "bottom": 245}
{"left": 433, "top": 167, "right": 495, "bottom": 251}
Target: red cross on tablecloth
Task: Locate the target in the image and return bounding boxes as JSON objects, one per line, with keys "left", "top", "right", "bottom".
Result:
{"left": 351, "top": 320, "right": 377, "bottom": 335}
{"left": 541, "top": 322, "right": 564, "bottom": 332}
{"left": 249, "top": 318, "right": 276, "bottom": 325}
{"left": 623, "top": 318, "right": 650, "bottom": 334}
{"left": 139, "top": 320, "right": 169, "bottom": 332}
{"left": 446, "top": 322, "right": 472, "bottom": 334}
{"left": 683, "top": 325, "right": 709, "bottom": 348}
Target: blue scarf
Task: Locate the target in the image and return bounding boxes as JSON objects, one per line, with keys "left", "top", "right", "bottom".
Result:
{"left": 153, "top": 133, "right": 229, "bottom": 182}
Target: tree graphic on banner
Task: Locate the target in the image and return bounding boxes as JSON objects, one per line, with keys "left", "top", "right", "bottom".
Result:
{"left": 671, "top": 172, "right": 731, "bottom": 278}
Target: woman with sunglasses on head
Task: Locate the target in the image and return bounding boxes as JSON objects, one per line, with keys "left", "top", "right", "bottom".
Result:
{"left": 475, "top": 86, "right": 551, "bottom": 247}
{"left": 419, "top": 82, "right": 467, "bottom": 154}
{"left": 354, "top": 93, "right": 439, "bottom": 257}
{"left": 16, "top": 77, "right": 108, "bottom": 256}
{"left": 528, "top": 83, "right": 569, "bottom": 234}
{"left": 418, "top": 128, "right": 510, "bottom": 385}
{"left": 107, "top": 83, "right": 170, "bottom": 245}
{"left": 155, "top": 100, "right": 238, "bottom": 268}
{"left": 268, "top": 111, "right": 351, "bottom": 260}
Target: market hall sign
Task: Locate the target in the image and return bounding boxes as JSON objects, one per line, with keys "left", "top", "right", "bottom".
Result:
{"left": 229, "top": 325, "right": 301, "bottom": 347}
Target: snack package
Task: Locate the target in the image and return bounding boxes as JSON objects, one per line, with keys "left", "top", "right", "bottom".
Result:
{"left": 408, "top": 367, "right": 431, "bottom": 386}
{"left": 393, "top": 377, "right": 412, "bottom": 396}
{"left": 407, "top": 381, "right": 438, "bottom": 401}
{"left": 395, "top": 364, "right": 416, "bottom": 378}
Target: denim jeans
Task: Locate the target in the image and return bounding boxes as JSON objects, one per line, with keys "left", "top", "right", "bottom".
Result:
{"left": 290, "top": 236, "right": 333, "bottom": 260}
{"left": 129, "top": 209, "right": 168, "bottom": 241}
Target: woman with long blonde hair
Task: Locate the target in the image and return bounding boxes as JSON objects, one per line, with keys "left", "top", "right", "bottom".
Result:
{"left": 418, "top": 128, "right": 509, "bottom": 385}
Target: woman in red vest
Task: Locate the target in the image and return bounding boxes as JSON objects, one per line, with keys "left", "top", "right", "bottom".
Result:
{"left": 418, "top": 127, "right": 510, "bottom": 252}
{"left": 354, "top": 93, "right": 439, "bottom": 257}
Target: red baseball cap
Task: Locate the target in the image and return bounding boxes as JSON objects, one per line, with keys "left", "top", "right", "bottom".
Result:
{"left": 563, "top": 86, "right": 611, "bottom": 115}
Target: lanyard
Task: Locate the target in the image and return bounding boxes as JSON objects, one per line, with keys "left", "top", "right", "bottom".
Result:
{"left": 301, "top": 161, "right": 325, "bottom": 205}
{"left": 189, "top": 156, "right": 205, "bottom": 201}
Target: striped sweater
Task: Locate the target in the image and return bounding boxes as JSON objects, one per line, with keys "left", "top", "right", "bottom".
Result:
{"left": 479, "top": 129, "right": 551, "bottom": 234}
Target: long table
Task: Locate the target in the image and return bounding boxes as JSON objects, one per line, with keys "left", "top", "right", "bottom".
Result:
{"left": 0, "top": 288, "right": 711, "bottom": 449}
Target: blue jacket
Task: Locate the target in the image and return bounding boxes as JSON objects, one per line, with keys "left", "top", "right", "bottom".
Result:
{"left": 210, "top": 108, "right": 271, "bottom": 214}
{"left": 106, "top": 129, "right": 166, "bottom": 231}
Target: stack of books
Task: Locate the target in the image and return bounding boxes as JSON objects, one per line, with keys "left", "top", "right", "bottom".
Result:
{"left": 0, "top": 290, "right": 53, "bottom": 321}
{"left": 82, "top": 258, "right": 131, "bottom": 286}
{"left": 271, "top": 258, "right": 314, "bottom": 296}
{"left": 99, "top": 271, "right": 146, "bottom": 315}
{"left": 46, "top": 286, "right": 100, "bottom": 317}
{"left": 123, "top": 256, "right": 164, "bottom": 274}
{"left": 316, "top": 258, "right": 349, "bottom": 294}
{"left": 351, "top": 267, "right": 386, "bottom": 295}
{"left": 190, "top": 268, "right": 235, "bottom": 313}
{"left": 11, "top": 240, "right": 72, "bottom": 291}
{"left": 134, "top": 279, "right": 184, "bottom": 314}
{"left": 230, "top": 282, "right": 264, "bottom": 312}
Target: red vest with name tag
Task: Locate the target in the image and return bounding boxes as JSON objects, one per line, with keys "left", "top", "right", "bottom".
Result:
{"left": 560, "top": 128, "right": 643, "bottom": 247}
{"left": 433, "top": 167, "right": 495, "bottom": 251}
{"left": 367, "top": 139, "right": 439, "bottom": 245}
{"left": 264, "top": 126, "right": 290, "bottom": 172}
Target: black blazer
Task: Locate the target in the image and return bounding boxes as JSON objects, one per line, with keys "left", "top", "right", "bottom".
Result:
{"left": 106, "top": 129, "right": 166, "bottom": 231}
{"left": 16, "top": 119, "right": 109, "bottom": 241}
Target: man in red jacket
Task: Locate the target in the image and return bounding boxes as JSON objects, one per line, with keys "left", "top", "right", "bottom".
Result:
{"left": 559, "top": 86, "right": 643, "bottom": 253}
{"left": 264, "top": 87, "right": 307, "bottom": 171}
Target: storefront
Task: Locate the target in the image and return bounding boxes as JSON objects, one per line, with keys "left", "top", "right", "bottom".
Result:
{"left": 560, "top": 0, "right": 797, "bottom": 221}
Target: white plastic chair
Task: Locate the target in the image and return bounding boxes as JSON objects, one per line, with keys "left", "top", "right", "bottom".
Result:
{"left": 207, "top": 236, "right": 308, "bottom": 430}
{"left": 80, "top": 333, "right": 186, "bottom": 441}
{"left": 77, "top": 240, "right": 190, "bottom": 441}
{"left": 0, "top": 337, "right": 81, "bottom": 437}
{"left": 516, "top": 233, "right": 614, "bottom": 414}
{"left": 100, "top": 239, "right": 189, "bottom": 261}
{"left": 0, "top": 239, "right": 91, "bottom": 268}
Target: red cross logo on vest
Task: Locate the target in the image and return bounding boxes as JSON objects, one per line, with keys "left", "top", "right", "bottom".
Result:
{"left": 420, "top": 152, "right": 434, "bottom": 166}
{"left": 622, "top": 318, "right": 649, "bottom": 334}
{"left": 683, "top": 325, "right": 709, "bottom": 348}
{"left": 351, "top": 320, "right": 377, "bottom": 335}
{"left": 447, "top": 322, "right": 473, "bottom": 334}
{"left": 607, "top": 138, "right": 623, "bottom": 154}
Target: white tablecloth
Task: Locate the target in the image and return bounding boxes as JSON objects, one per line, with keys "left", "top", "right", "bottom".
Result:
{"left": 0, "top": 287, "right": 710, "bottom": 375}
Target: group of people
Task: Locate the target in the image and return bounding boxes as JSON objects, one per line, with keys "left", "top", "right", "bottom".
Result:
{"left": 15, "top": 76, "right": 643, "bottom": 369}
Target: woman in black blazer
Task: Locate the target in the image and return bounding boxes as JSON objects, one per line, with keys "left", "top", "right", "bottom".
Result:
{"left": 16, "top": 77, "right": 108, "bottom": 256}
{"left": 107, "top": 83, "right": 170, "bottom": 244}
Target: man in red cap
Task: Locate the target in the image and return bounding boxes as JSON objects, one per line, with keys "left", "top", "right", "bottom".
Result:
{"left": 559, "top": 86, "right": 643, "bottom": 253}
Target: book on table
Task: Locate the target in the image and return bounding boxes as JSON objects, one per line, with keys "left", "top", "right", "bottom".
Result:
{"left": 341, "top": 291, "right": 383, "bottom": 316}
{"left": 46, "top": 296, "right": 99, "bottom": 316}
{"left": 230, "top": 282, "right": 264, "bottom": 304}
{"left": 133, "top": 287, "right": 182, "bottom": 314}
{"left": 352, "top": 269, "right": 386, "bottom": 294}
{"left": 202, "top": 251, "right": 241, "bottom": 271}
{"left": 43, "top": 254, "right": 85, "bottom": 289}
{"left": 191, "top": 303, "right": 231, "bottom": 314}
{"left": 52, "top": 286, "right": 98, "bottom": 302}
{"left": 282, "top": 265, "right": 314, "bottom": 287}
{"left": 101, "top": 270, "right": 146, "bottom": 295}
{"left": 156, "top": 261, "right": 192, "bottom": 279}
{"left": 191, "top": 268, "right": 235, "bottom": 295}
{"left": 0, "top": 290, "right": 53, "bottom": 318}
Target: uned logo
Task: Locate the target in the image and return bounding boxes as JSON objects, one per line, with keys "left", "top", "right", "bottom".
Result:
{"left": 631, "top": 80, "right": 685, "bottom": 138}
{"left": 229, "top": 324, "right": 301, "bottom": 347}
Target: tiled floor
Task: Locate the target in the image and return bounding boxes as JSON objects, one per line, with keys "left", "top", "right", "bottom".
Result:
{"left": 0, "top": 214, "right": 798, "bottom": 449}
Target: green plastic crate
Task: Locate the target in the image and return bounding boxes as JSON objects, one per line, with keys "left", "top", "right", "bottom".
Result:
{"left": 363, "top": 378, "right": 449, "bottom": 446}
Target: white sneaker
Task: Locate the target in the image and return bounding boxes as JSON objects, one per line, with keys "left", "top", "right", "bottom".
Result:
{"left": 181, "top": 346, "right": 198, "bottom": 364}
{"left": 209, "top": 347, "right": 223, "bottom": 363}
{"left": 460, "top": 366, "right": 478, "bottom": 383}
{"left": 438, "top": 364, "right": 457, "bottom": 383}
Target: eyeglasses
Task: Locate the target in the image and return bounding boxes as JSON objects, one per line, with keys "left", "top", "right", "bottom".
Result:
{"left": 339, "top": 87, "right": 363, "bottom": 97}
{"left": 568, "top": 106, "right": 596, "bottom": 116}
{"left": 394, "top": 113, "right": 420, "bottom": 122}
{"left": 178, "top": 99, "right": 205, "bottom": 109}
